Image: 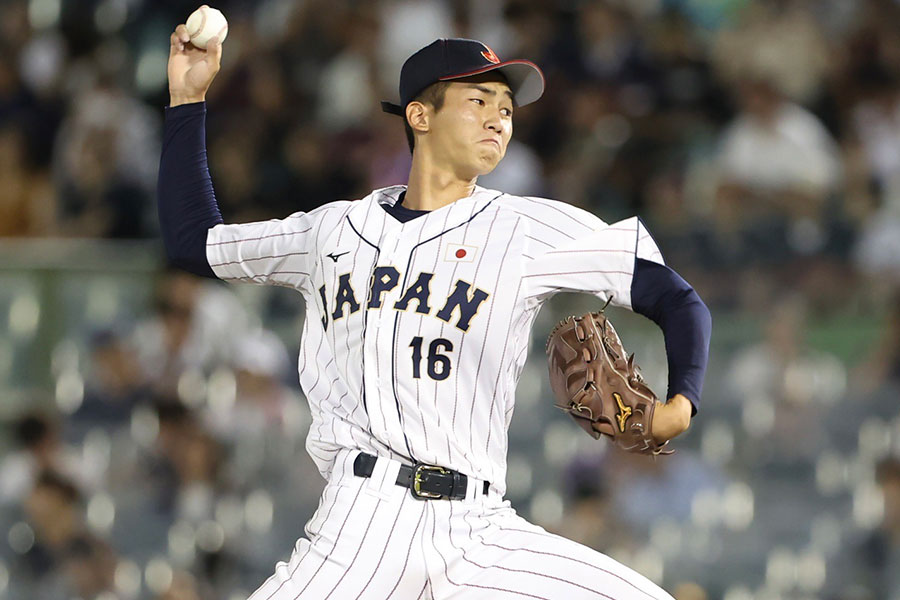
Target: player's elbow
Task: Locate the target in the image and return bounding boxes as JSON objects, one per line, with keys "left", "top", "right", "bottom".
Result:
{"left": 696, "top": 296, "right": 712, "bottom": 342}
{"left": 163, "top": 246, "right": 190, "bottom": 273}
{"left": 163, "top": 233, "right": 218, "bottom": 279}
{"left": 679, "top": 288, "right": 712, "bottom": 338}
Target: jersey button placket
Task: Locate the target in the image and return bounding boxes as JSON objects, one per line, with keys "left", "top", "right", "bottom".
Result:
{"left": 369, "top": 228, "right": 400, "bottom": 398}
{"left": 381, "top": 233, "right": 410, "bottom": 401}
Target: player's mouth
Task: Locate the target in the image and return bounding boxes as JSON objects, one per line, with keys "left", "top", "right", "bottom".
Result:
{"left": 479, "top": 138, "right": 501, "bottom": 150}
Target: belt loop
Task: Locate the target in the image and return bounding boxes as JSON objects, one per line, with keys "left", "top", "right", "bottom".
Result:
{"left": 364, "top": 456, "right": 401, "bottom": 501}
{"left": 465, "top": 476, "right": 478, "bottom": 502}
{"left": 465, "top": 476, "right": 490, "bottom": 502}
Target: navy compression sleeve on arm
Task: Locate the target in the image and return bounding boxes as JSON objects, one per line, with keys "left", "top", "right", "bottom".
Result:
{"left": 157, "top": 102, "right": 223, "bottom": 278}
{"left": 630, "top": 258, "right": 712, "bottom": 415}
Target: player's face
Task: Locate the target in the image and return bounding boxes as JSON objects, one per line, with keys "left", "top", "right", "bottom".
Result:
{"left": 428, "top": 73, "right": 513, "bottom": 178}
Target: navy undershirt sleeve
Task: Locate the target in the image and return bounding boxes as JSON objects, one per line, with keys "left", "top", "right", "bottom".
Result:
{"left": 157, "top": 102, "right": 223, "bottom": 279}
{"left": 630, "top": 258, "right": 712, "bottom": 415}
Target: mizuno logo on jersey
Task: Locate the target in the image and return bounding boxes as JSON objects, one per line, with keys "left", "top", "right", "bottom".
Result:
{"left": 317, "top": 269, "right": 489, "bottom": 332}
{"left": 326, "top": 251, "right": 350, "bottom": 262}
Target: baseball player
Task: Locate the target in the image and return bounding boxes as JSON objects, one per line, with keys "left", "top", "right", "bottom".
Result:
{"left": 161, "top": 27, "right": 711, "bottom": 600}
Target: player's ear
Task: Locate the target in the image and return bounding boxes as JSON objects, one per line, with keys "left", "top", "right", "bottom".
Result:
{"left": 406, "top": 101, "right": 430, "bottom": 134}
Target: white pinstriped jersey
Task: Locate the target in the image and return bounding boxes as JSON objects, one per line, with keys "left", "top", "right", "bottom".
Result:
{"left": 206, "top": 185, "right": 664, "bottom": 496}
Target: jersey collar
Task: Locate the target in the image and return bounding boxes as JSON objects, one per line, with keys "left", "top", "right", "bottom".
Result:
{"left": 348, "top": 185, "right": 502, "bottom": 248}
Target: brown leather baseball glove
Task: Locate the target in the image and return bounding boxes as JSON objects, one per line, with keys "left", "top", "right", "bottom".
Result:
{"left": 546, "top": 310, "right": 672, "bottom": 455}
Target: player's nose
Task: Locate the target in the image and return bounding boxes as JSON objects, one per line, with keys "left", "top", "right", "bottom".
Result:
{"left": 484, "top": 115, "right": 501, "bottom": 133}
{"left": 485, "top": 103, "right": 510, "bottom": 133}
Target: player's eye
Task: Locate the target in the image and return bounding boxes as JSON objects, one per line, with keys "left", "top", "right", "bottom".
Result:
{"left": 470, "top": 98, "right": 485, "bottom": 106}
{"left": 501, "top": 107, "right": 513, "bottom": 117}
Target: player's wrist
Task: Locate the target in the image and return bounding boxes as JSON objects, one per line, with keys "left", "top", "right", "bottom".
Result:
{"left": 169, "top": 93, "right": 206, "bottom": 107}
{"left": 652, "top": 395, "right": 692, "bottom": 442}
{"left": 668, "top": 393, "right": 693, "bottom": 415}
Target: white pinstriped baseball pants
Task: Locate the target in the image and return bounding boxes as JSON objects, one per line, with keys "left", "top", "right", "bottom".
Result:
{"left": 248, "top": 450, "right": 674, "bottom": 600}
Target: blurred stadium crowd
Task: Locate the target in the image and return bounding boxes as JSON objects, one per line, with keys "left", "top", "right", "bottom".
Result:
{"left": 2, "top": 0, "right": 900, "bottom": 598}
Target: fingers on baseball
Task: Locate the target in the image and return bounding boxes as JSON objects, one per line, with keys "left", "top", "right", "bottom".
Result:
{"left": 206, "top": 36, "right": 222, "bottom": 67}
{"left": 170, "top": 25, "right": 190, "bottom": 52}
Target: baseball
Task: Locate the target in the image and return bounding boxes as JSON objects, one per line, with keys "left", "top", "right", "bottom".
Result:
{"left": 185, "top": 5, "right": 228, "bottom": 50}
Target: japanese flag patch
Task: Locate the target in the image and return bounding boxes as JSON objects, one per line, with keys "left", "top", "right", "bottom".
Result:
{"left": 445, "top": 243, "right": 477, "bottom": 263}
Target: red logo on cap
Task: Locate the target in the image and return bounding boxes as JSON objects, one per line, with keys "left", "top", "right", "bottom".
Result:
{"left": 481, "top": 45, "right": 501, "bottom": 64}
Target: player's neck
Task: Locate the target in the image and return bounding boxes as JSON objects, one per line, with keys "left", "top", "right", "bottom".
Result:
{"left": 404, "top": 152, "right": 477, "bottom": 211}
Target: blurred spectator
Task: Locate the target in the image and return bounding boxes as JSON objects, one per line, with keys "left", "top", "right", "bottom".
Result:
{"left": 715, "top": 75, "right": 841, "bottom": 238}
{"left": 830, "top": 455, "right": 900, "bottom": 600}
{"left": 366, "top": 114, "right": 414, "bottom": 189}
{"left": 728, "top": 294, "right": 845, "bottom": 464}
{"left": 21, "top": 470, "right": 117, "bottom": 598}
{"left": 157, "top": 569, "right": 204, "bottom": 600}
{"left": 851, "top": 69, "right": 900, "bottom": 285}
{"left": 16, "top": 471, "right": 80, "bottom": 592}
{"left": 712, "top": 1, "right": 830, "bottom": 105}
{"left": 671, "top": 581, "right": 708, "bottom": 600}
{"left": 151, "top": 400, "right": 226, "bottom": 523}
{"left": 854, "top": 207, "right": 900, "bottom": 286}
{"left": 137, "top": 290, "right": 201, "bottom": 399}
{"left": 0, "top": 412, "right": 103, "bottom": 505}
{"left": 0, "top": 124, "right": 55, "bottom": 236}
{"left": 261, "top": 121, "right": 368, "bottom": 216}
{"left": 602, "top": 448, "right": 726, "bottom": 536}
{"left": 855, "top": 290, "right": 900, "bottom": 389}
{"left": 478, "top": 138, "right": 545, "bottom": 196}
{"left": 52, "top": 83, "right": 159, "bottom": 237}
{"left": 576, "top": 2, "right": 643, "bottom": 84}
{"left": 58, "top": 534, "right": 118, "bottom": 599}
{"left": 316, "top": 7, "right": 380, "bottom": 131}
{"left": 545, "top": 81, "right": 629, "bottom": 210}
{"left": 556, "top": 453, "right": 635, "bottom": 552}
{"left": 206, "top": 116, "right": 268, "bottom": 221}
{"left": 134, "top": 269, "right": 253, "bottom": 398}
{"left": 75, "top": 327, "right": 152, "bottom": 432}
{"left": 851, "top": 68, "right": 900, "bottom": 205}
{"left": 376, "top": 0, "right": 456, "bottom": 96}
{"left": 203, "top": 329, "right": 298, "bottom": 444}
{"left": 501, "top": 1, "right": 564, "bottom": 73}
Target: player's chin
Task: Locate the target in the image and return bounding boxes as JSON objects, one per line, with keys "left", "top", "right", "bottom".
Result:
{"left": 474, "top": 150, "right": 503, "bottom": 175}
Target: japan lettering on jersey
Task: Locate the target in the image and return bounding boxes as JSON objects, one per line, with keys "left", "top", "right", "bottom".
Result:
{"left": 206, "top": 185, "right": 664, "bottom": 495}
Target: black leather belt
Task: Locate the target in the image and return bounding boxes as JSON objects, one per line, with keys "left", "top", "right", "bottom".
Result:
{"left": 353, "top": 452, "right": 489, "bottom": 500}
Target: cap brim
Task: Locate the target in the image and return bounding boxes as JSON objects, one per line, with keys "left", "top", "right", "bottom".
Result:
{"left": 439, "top": 60, "right": 545, "bottom": 108}
{"left": 380, "top": 59, "right": 545, "bottom": 116}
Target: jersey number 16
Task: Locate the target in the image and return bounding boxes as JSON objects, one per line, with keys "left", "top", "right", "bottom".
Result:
{"left": 409, "top": 337, "right": 453, "bottom": 381}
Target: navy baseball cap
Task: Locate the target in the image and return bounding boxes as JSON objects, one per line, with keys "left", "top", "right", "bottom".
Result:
{"left": 381, "top": 38, "right": 545, "bottom": 116}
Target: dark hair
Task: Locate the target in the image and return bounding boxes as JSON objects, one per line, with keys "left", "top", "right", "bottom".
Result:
{"left": 154, "top": 397, "right": 192, "bottom": 426}
{"left": 403, "top": 81, "right": 452, "bottom": 154}
{"left": 877, "top": 456, "right": 900, "bottom": 484}
{"left": 34, "top": 470, "right": 81, "bottom": 504}
{"left": 15, "top": 413, "right": 53, "bottom": 449}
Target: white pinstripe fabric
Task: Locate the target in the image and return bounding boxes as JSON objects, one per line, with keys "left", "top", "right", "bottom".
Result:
{"left": 206, "top": 186, "right": 664, "bottom": 490}
{"left": 247, "top": 451, "right": 674, "bottom": 600}
{"left": 206, "top": 186, "right": 670, "bottom": 598}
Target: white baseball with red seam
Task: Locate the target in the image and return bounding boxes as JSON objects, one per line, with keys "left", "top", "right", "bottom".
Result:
{"left": 185, "top": 5, "right": 228, "bottom": 49}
